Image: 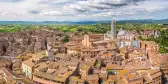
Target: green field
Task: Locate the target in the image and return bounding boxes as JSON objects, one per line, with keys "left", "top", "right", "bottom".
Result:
{"left": 0, "top": 23, "right": 165, "bottom": 33}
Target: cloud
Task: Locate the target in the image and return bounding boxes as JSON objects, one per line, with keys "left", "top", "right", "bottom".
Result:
{"left": 28, "top": 10, "right": 41, "bottom": 14}
{"left": 0, "top": 0, "right": 168, "bottom": 21}
{"left": 59, "top": 0, "right": 150, "bottom": 17}
{"left": 43, "top": 11, "right": 64, "bottom": 16}
{"left": 0, "top": 0, "right": 24, "bottom": 2}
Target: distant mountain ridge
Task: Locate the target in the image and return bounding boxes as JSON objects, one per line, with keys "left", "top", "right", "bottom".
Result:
{"left": 0, "top": 19, "right": 168, "bottom": 25}
{"left": 118, "top": 19, "right": 168, "bottom": 24}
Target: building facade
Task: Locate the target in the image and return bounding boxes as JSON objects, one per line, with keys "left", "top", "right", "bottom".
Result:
{"left": 22, "top": 60, "right": 35, "bottom": 79}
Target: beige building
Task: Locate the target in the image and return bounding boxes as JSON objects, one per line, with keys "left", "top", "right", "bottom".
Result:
{"left": 69, "top": 76, "right": 85, "bottom": 84}
{"left": 81, "top": 48, "right": 101, "bottom": 57}
{"left": 86, "top": 74, "right": 99, "bottom": 84}
{"left": 22, "top": 60, "right": 35, "bottom": 79}
{"left": 143, "top": 70, "right": 162, "bottom": 84}
{"left": 82, "top": 35, "right": 92, "bottom": 47}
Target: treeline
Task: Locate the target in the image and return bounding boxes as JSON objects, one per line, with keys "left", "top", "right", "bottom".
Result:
{"left": 146, "top": 30, "right": 168, "bottom": 53}
{"left": 0, "top": 23, "right": 166, "bottom": 33}
{"left": 0, "top": 25, "right": 42, "bottom": 32}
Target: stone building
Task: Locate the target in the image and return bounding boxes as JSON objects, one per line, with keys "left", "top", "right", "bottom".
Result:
{"left": 101, "top": 52, "right": 123, "bottom": 66}
{"left": 55, "top": 46, "right": 67, "bottom": 54}
{"left": 140, "top": 30, "right": 160, "bottom": 39}
{"left": 86, "top": 75, "right": 99, "bottom": 84}
{"left": 116, "top": 28, "right": 140, "bottom": 48}
{"left": 104, "top": 20, "right": 117, "bottom": 40}
{"left": 81, "top": 48, "right": 101, "bottom": 57}
{"left": 82, "top": 35, "right": 92, "bottom": 47}
{"left": 160, "top": 54, "right": 168, "bottom": 83}
{"left": 22, "top": 60, "right": 35, "bottom": 79}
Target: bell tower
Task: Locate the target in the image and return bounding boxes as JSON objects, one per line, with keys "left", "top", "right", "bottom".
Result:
{"left": 111, "top": 20, "right": 116, "bottom": 39}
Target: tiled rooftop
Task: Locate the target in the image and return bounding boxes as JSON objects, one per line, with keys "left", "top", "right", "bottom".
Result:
{"left": 22, "top": 60, "right": 35, "bottom": 67}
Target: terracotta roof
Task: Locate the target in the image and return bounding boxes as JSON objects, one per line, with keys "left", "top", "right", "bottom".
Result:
{"left": 117, "top": 70, "right": 129, "bottom": 77}
{"left": 101, "top": 67, "right": 107, "bottom": 71}
{"left": 81, "top": 47, "right": 102, "bottom": 51}
{"left": 33, "top": 71, "right": 66, "bottom": 82}
{"left": 150, "top": 72, "right": 162, "bottom": 79}
{"left": 6, "top": 80, "right": 17, "bottom": 84}
{"left": 63, "top": 71, "right": 73, "bottom": 78}
{"left": 104, "top": 52, "right": 113, "bottom": 57}
{"left": 148, "top": 70, "right": 160, "bottom": 75}
{"left": 106, "top": 64, "right": 123, "bottom": 70}
{"left": 127, "top": 73, "right": 142, "bottom": 81}
{"left": 144, "top": 77, "right": 152, "bottom": 84}
{"left": 108, "top": 75, "right": 117, "bottom": 82}
{"left": 69, "top": 76, "right": 85, "bottom": 83}
{"left": 99, "top": 73, "right": 107, "bottom": 79}
{"left": 54, "top": 67, "right": 69, "bottom": 75}
{"left": 86, "top": 74, "right": 99, "bottom": 81}
{"left": 148, "top": 70, "right": 162, "bottom": 79}
{"left": 0, "top": 60, "right": 11, "bottom": 68}
{"left": 0, "top": 67, "right": 15, "bottom": 81}
{"left": 79, "top": 63, "right": 90, "bottom": 71}
{"left": 93, "top": 40, "right": 107, "bottom": 44}
{"left": 32, "top": 50, "right": 47, "bottom": 58}
{"left": 46, "top": 69, "right": 56, "bottom": 74}
{"left": 34, "top": 62, "right": 48, "bottom": 70}
{"left": 117, "top": 78, "right": 127, "bottom": 84}
{"left": 22, "top": 60, "right": 35, "bottom": 68}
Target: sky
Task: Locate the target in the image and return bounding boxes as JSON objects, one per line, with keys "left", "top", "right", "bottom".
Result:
{"left": 0, "top": 0, "right": 168, "bottom": 21}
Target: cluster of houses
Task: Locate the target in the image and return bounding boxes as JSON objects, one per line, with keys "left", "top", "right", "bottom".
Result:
{"left": 19, "top": 20, "right": 168, "bottom": 84}
{"left": 0, "top": 20, "right": 167, "bottom": 84}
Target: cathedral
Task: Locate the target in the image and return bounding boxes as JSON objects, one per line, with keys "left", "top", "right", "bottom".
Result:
{"left": 117, "top": 28, "right": 140, "bottom": 48}
{"left": 104, "top": 20, "right": 140, "bottom": 48}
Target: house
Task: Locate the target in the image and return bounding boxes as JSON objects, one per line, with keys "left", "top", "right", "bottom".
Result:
{"left": 160, "top": 54, "right": 168, "bottom": 82}
{"left": 55, "top": 46, "right": 67, "bottom": 54}
{"left": 81, "top": 47, "right": 101, "bottom": 58}
{"left": 106, "top": 64, "right": 122, "bottom": 76}
{"left": 140, "top": 70, "right": 162, "bottom": 84}
{"left": 128, "top": 48, "right": 146, "bottom": 59}
{"left": 126, "top": 72, "right": 143, "bottom": 84}
{"left": 0, "top": 67, "right": 15, "bottom": 82}
{"left": 33, "top": 71, "right": 66, "bottom": 84}
{"left": 82, "top": 35, "right": 92, "bottom": 47}
{"left": 33, "top": 63, "right": 75, "bottom": 84}
{"left": 140, "top": 30, "right": 160, "bottom": 39}
{"left": 86, "top": 74, "right": 99, "bottom": 84}
{"left": 99, "top": 67, "right": 107, "bottom": 83}
{"left": 102, "top": 52, "right": 123, "bottom": 66}
{"left": 22, "top": 60, "right": 35, "bottom": 79}
{"left": 69, "top": 76, "right": 85, "bottom": 84}
{"left": 82, "top": 34, "right": 104, "bottom": 47}
{"left": 79, "top": 63, "right": 92, "bottom": 79}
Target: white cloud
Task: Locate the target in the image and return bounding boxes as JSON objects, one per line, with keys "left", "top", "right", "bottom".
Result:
{"left": 0, "top": 0, "right": 168, "bottom": 21}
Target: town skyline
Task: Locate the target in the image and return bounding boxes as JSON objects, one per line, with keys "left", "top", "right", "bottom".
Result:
{"left": 0, "top": 16, "right": 168, "bottom": 84}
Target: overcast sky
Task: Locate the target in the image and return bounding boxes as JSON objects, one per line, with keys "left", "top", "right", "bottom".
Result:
{"left": 0, "top": 0, "right": 168, "bottom": 21}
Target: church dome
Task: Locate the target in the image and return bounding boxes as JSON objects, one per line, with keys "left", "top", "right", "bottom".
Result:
{"left": 118, "top": 28, "right": 126, "bottom": 36}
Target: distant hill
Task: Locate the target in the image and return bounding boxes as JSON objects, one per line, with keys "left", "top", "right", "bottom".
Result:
{"left": 0, "top": 19, "right": 168, "bottom": 25}
{"left": 118, "top": 19, "right": 168, "bottom": 24}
